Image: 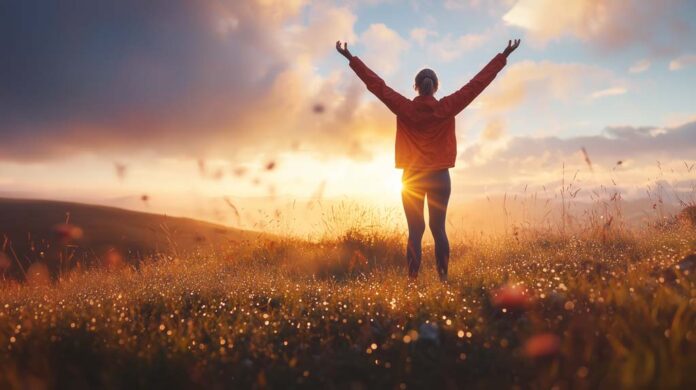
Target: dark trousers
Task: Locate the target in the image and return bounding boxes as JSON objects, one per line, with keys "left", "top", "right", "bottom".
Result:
{"left": 401, "top": 169, "right": 451, "bottom": 280}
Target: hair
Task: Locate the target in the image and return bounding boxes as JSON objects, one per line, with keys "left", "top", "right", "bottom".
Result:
{"left": 415, "top": 68, "right": 438, "bottom": 96}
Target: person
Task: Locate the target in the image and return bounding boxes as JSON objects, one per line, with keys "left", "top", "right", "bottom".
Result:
{"left": 336, "top": 38, "right": 521, "bottom": 281}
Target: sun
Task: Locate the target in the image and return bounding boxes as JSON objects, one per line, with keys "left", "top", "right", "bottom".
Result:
{"left": 386, "top": 172, "right": 403, "bottom": 193}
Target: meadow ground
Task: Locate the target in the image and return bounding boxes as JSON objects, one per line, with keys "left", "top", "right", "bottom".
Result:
{"left": 1, "top": 224, "right": 695, "bottom": 389}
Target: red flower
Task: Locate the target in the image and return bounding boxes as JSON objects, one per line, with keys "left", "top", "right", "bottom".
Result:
{"left": 491, "top": 284, "right": 530, "bottom": 310}
{"left": 104, "top": 247, "right": 124, "bottom": 269}
{"left": 524, "top": 333, "right": 560, "bottom": 358}
{"left": 52, "top": 223, "right": 84, "bottom": 243}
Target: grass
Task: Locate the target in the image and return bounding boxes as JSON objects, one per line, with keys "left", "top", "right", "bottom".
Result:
{"left": 1, "top": 223, "right": 695, "bottom": 389}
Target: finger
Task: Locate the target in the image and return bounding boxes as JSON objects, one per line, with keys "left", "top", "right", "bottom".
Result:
{"left": 508, "top": 39, "right": 511, "bottom": 47}
{"left": 344, "top": 42, "right": 348, "bottom": 51}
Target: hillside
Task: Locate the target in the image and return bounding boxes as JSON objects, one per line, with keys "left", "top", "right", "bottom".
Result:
{"left": 0, "top": 198, "right": 266, "bottom": 277}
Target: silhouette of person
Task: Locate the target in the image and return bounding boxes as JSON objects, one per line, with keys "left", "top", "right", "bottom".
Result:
{"left": 337, "top": 38, "right": 521, "bottom": 281}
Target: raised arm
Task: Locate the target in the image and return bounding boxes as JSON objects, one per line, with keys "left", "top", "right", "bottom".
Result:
{"left": 336, "top": 41, "right": 410, "bottom": 116}
{"left": 439, "top": 39, "right": 521, "bottom": 117}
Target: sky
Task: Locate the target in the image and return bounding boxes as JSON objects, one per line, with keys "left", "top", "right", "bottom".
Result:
{"left": 1, "top": 0, "right": 695, "bottom": 231}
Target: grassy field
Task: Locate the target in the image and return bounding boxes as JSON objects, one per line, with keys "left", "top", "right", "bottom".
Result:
{"left": 1, "top": 215, "right": 695, "bottom": 389}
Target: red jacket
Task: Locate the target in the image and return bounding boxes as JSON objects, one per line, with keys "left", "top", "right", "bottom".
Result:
{"left": 349, "top": 53, "right": 507, "bottom": 170}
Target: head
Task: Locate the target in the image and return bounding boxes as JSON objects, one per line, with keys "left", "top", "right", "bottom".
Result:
{"left": 414, "top": 68, "right": 438, "bottom": 96}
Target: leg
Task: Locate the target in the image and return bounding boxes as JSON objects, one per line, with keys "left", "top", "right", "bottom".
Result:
{"left": 427, "top": 170, "right": 451, "bottom": 281}
{"left": 402, "top": 171, "right": 426, "bottom": 279}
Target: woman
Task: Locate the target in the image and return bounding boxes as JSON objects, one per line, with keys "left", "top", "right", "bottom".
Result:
{"left": 336, "top": 38, "right": 520, "bottom": 281}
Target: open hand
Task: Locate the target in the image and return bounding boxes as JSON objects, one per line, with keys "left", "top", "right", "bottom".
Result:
{"left": 503, "top": 39, "right": 521, "bottom": 58}
{"left": 336, "top": 41, "right": 353, "bottom": 60}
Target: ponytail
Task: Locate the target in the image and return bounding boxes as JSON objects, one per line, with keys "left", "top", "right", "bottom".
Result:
{"left": 419, "top": 77, "right": 435, "bottom": 96}
{"left": 414, "top": 68, "right": 438, "bottom": 96}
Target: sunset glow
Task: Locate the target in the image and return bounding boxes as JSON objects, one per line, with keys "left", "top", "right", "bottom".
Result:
{"left": 1, "top": 0, "right": 694, "bottom": 232}
{"left": 2, "top": 2, "right": 696, "bottom": 388}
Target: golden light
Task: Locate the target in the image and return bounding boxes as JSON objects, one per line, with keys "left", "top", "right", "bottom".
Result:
{"left": 388, "top": 172, "right": 403, "bottom": 193}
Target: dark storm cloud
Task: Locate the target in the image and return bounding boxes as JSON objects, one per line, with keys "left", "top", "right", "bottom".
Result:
{"left": 0, "top": 0, "right": 288, "bottom": 161}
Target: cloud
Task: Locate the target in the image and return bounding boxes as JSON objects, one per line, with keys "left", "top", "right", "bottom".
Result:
{"left": 669, "top": 54, "right": 696, "bottom": 71}
{"left": 410, "top": 27, "right": 488, "bottom": 62}
{"left": 0, "top": 0, "right": 399, "bottom": 164}
{"left": 458, "top": 119, "right": 696, "bottom": 187}
{"left": 590, "top": 87, "right": 627, "bottom": 99}
{"left": 444, "top": 0, "right": 516, "bottom": 11}
{"left": 628, "top": 59, "right": 651, "bottom": 74}
{"left": 358, "top": 23, "right": 409, "bottom": 75}
{"left": 284, "top": 4, "right": 357, "bottom": 58}
{"left": 444, "top": 0, "right": 477, "bottom": 9}
{"left": 502, "top": 0, "right": 689, "bottom": 53}
{"left": 410, "top": 28, "right": 438, "bottom": 46}
{"left": 0, "top": 0, "right": 288, "bottom": 160}
{"left": 478, "top": 60, "right": 615, "bottom": 112}
{"left": 428, "top": 33, "right": 488, "bottom": 62}
{"left": 481, "top": 119, "right": 505, "bottom": 141}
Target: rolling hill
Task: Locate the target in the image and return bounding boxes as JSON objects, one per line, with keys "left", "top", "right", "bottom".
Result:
{"left": 0, "top": 198, "right": 267, "bottom": 278}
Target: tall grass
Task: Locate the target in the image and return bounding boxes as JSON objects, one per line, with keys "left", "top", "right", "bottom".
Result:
{"left": 1, "top": 160, "right": 694, "bottom": 388}
{"left": 1, "top": 221, "right": 694, "bottom": 388}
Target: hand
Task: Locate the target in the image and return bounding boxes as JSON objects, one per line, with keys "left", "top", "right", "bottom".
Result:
{"left": 336, "top": 41, "right": 353, "bottom": 60}
{"left": 503, "top": 39, "right": 521, "bottom": 58}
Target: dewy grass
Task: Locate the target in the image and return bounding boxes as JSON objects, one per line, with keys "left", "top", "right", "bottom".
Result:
{"left": 1, "top": 224, "right": 694, "bottom": 389}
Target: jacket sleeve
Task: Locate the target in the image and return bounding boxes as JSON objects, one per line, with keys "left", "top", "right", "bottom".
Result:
{"left": 349, "top": 56, "right": 410, "bottom": 116}
{"left": 439, "top": 53, "right": 507, "bottom": 117}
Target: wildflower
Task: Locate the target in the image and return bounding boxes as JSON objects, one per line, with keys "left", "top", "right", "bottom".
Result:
{"left": 491, "top": 284, "right": 530, "bottom": 310}
{"left": 524, "top": 333, "right": 560, "bottom": 358}
{"left": 103, "top": 247, "right": 124, "bottom": 269}
{"left": 52, "top": 223, "right": 84, "bottom": 243}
